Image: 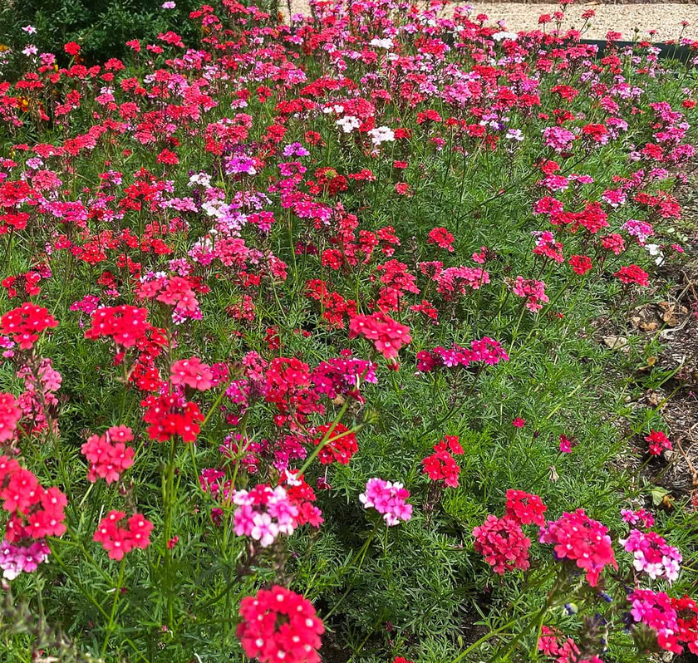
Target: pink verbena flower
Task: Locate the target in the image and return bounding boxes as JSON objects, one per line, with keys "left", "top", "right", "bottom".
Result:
{"left": 359, "top": 478, "right": 412, "bottom": 526}
{"left": 620, "top": 529, "right": 682, "bottom": 583}
{"left": 539, "top": 509, "right": 617, "bottom": 586}
{"left": 512, "top": 276, "right": 548, "bottom": 312}
{"left": 473, "top": 515, "right": 531, "bottom": 574}
{"left": 232, "top": 484, "right": 299, "bottom": 547}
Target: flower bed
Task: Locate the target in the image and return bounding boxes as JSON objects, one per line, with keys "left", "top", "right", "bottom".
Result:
{"left": 0, "top": 1, "right": 697, "bottom": 662}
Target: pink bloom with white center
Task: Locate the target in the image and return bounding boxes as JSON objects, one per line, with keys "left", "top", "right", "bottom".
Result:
{"left": 542, "top": 126, "right": 576, "bottom": 153}
{"left": 621, "top": 508, "right": 655, "bottom": 529}
{"left": 512, "top": 276, "right": 549, "bottom": 312}
{"left": 0, "top": 539, "right": 50, "bottom": 579}
{"left": 359, "top": 478, "right": 412, "bottom": 526}
{"left": 231, "top": 484, "right": 299, "bottom": 547}
{"left": 622, "top": 219, "right": 655, "bottom": 245}
{"left": 170, "top": 357, "right": 214, "bottom": 391}
{"left": 620, "top": 529, "right": 682, "bottom": 583}
{"left": 250, "top": 512, "right": 278, "bottom": 548}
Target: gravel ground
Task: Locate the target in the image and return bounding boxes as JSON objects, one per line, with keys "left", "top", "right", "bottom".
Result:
{"left": 287, "top": 2, "right": 698, "bottom": 41}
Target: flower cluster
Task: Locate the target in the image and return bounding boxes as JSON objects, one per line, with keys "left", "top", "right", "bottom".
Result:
{"left": 0, "top": 539, "right": 50, "bottom": 580}
{"left": 422, "top": 435, "right": 464, "bottom": 488}
{"left": 232, "top": 484, "right": 299, "bottom": 548}
{"left": 416, "top": 338, "right": 509, "bottom": 372}
{"left": 1, "top": 303, "right": 58, "bottom": 350}
{"left": 473, "top": 515, "right": 531, "bottom": 575}
{"left": 170, "top": 357, "right": 214, "bottom": 391}
{"left": 645, "top": 430, "right": 672, "bottom": 455}
{"left": 85, "top": 305, "right": 154, "bottom": 348}
{"left": 359, "top": 478, "right": 412, "bottom": 526}
{"left": 81, "top": 425, "right": 135, "bottom": 484}
{"left": 141, "top": 392, "right": 204, "bottom": 443}
{"left": 312, "top": 423, "right": 358, "bottom": 465}
{"left": 539, "top": 509, "right": 617, "bottom": 586}
{"left": 621, "top": 529, "right": 682, "bottom": 583}
{"left": 512, "top": 277, "right": 549, "bottom": 313}
{"left": 348, "top": 312, "right": 411, "bottom": 361}
{"left": 93, "top": 510, "right": 153, "bottom": 560}
{"left": 505, "top": 489, "right": 547, "bottom": 526}
{"left": 0, "top": 393, "right": 21, "bottom": 443}
{"left": 237, "top": 586, "right": 324, "bottom": 663}
{"left": 0, "top": 456, "right": 67, "bottom": 542}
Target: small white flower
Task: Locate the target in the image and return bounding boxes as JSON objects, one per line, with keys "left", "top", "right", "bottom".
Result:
{"left": 492, "top": 31, "right": 518, "bottom": 42}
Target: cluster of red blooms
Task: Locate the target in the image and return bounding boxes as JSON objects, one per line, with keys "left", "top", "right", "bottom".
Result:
{"left": 348, "top": 312, "right": 411, "bottom": 361}
{"left": 81, "top": 425, "right": 135, "bottom": 484}
{"left": 1, "top": 303, "right": 58, "bottom": 350}
{"left": 141, "top": 391, "right": 204, "bottom": 443}
{"left": 539, "top": 509, "right": 617, "bottom": 586}
{"left": 422, "top": 436, "right": 464, "bottom": 488}
{"left": 473, "top": 514, "right": 531, "bottom": 575}
{"left": 93, "top": 510, "right": 153, "bottom": 560}
{"left": 569, "top": 255, "right": 593, "bottom": 276}
{"left": 0, "top": 393, "right": 21, "bottom": 443}
{"left": 84, "top": 305, "right": 152, "bottom": 347}
{"left": 305, "top": 279, "right": 357, "bottom": 328}
{"left": 427, "top": 227, "right": 455, "bottom": 252}
{"left": 615, "top": 264, "right": 650, "bottom": 287}
{"left": 237, "top": 586, "right": 324, "bottom": 663}
{"left": 473, "top": 490, "right": 548, "bottom": 575}
{"left": 505, "top": 489, "right": 547, "bottom": 526}
{"left": 310, "top": 354, "right": 377, "bottom": 403}
{"left": 0, "top": 456, "right": 67, "bottom": 541}
{"left": 645, "top": 430, "right": 672, "bottom": 455}
{"left": 312, "top": 423, "right": 358, "bottom": 465}
{"left": 2, "top": 270, "right": 43, "bottom": 299}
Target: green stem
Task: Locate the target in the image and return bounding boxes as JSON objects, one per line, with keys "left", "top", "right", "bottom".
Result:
{"left": 295, "top": 399, "right": 351, "bottom": 477}
{"left": 101, "top": 557, "right": 126, "bottom": 656}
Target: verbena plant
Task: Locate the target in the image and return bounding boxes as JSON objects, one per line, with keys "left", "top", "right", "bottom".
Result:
{"left": 0, "top": 1, "right": 696, "bottom": 662}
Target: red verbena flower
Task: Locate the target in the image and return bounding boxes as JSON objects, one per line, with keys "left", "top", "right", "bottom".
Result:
{"left": 348, "top": 312, "right": 411, "bottom": 360}
{"left": 473, "top": 515, "right": 531, "bottom": 574}
{"left": 422, "top": 437, "right": 464, "bottom": 488}
{"left": 141, "top": 392, "right": 204, "bottom": 443}
{"left": 0, "top": 393, "right": 21, "bottom": 443}
{"left": 615, "top": 265, "right": 649, "bottom": 287}
{"left": 427, "top": 227, "right": 455, "bottom": 252}
{"left": 645, "top": 430, "right": 672, "bottom": 455}
{"left": 312, "top": 423, "right": 358, "bottom": 465}
{"left": 1, "top": 303, "right": 58, "bottom": 350}
{"left": 505, "top": 490, "right": 547, "bottom": 526}
{"left": 569, "top": 255, "right": 593, "bottom": 275}
{"left": 85, "top": 305, "right": 152, "bottom": 348}
{"left": 237, "top": 585, "right": 324, "bottom": 663}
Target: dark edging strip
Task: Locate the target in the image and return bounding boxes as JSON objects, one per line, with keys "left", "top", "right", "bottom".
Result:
{"left": 579, "top": 39, "right": 695, "bottom": 63}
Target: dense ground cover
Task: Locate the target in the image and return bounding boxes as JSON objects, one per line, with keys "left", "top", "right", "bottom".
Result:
{"left": 0, "top": 1, "right": 697, "bottom": 661}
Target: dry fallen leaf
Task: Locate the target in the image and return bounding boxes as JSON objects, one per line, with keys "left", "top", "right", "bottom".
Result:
{"left": 604, "top": 335, "right": 629, "bottom": 351}
{"left": 629, "top": 304, "right": 660, "bottom": 331}
{"left": 658, "top": 301, "right": 688, "bottom": 328}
